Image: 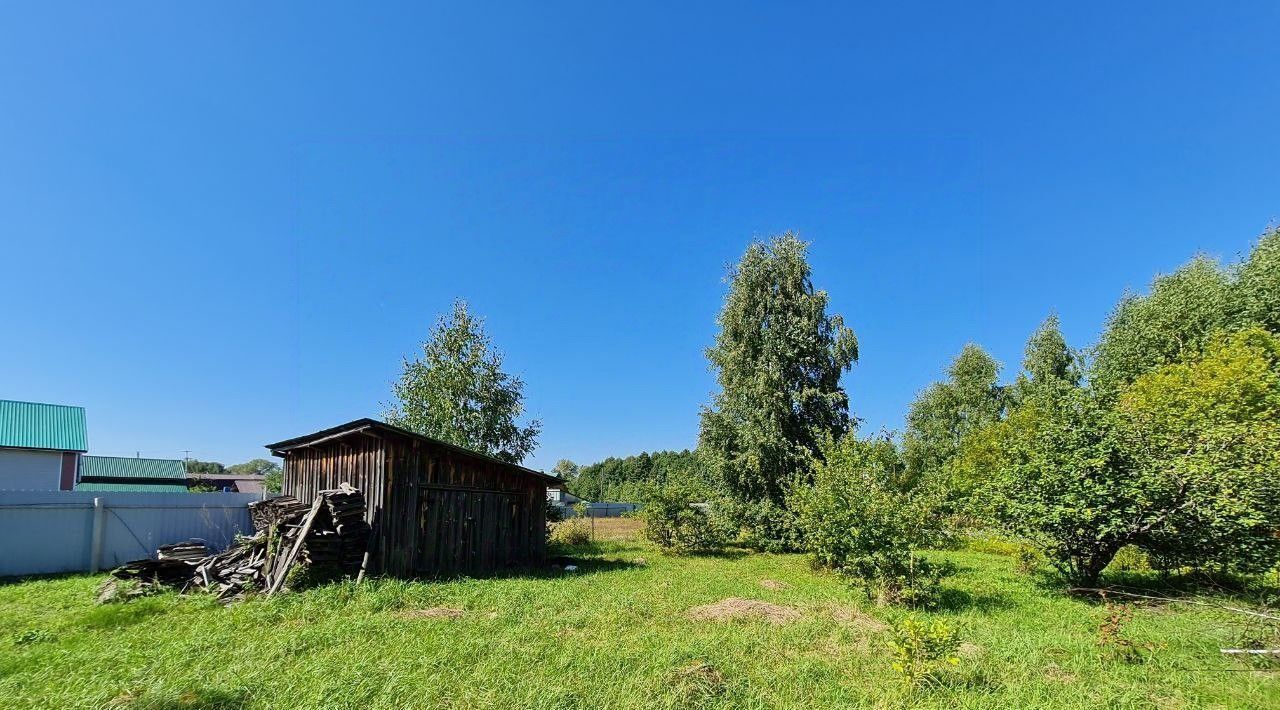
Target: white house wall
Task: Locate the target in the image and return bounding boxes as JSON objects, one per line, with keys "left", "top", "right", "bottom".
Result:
{"left": 0, "top": 449, "right": 62, "bottom": 490}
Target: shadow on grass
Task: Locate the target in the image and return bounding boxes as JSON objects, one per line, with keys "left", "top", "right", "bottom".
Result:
{"left": 78, "top": 597, "right": 171, "bottom": 629}
{"left": 405, "top": 554, "right": 646, "bottom": 584}
{"left": 1024, "top": 566, "right": 1280, "bottom": 608}
{"left": 932, "top": 587, "right": 1017, "bottom": 615}
{"left": 126, "top": 687, "right": 250, "bottom": 710}
{"left": 0, "top": 570, "right": 98, "bottom": 588}
{"left": 925, "top": 665, "right": 1004, "bottom": 694}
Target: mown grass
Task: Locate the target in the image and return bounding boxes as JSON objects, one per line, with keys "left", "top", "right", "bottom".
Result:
{"left": 2, "top": 526, "right": 1278, "bottom": 709}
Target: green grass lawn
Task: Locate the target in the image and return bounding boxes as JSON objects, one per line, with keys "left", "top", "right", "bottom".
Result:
{"left": 2, "top": 533, "right": 1277, "bottom": 709}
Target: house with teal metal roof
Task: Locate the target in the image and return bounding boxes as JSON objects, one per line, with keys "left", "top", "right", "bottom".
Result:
{"left": 0, "top": 399, "right": 88, "bottom": 490}
{"left": 74, "top": 456, "right": 190, "bottom": 493}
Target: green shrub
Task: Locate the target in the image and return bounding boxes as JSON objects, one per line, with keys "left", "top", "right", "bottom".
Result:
{"left": 1014, "top": 545, "right": 1045, "bottom": 575}
{"left": 640, "top": 483, "right": 729, "bottom": 554}
{"left": 549, "top": 518, "right": 591, "bottom": 547}
{"left": 888, "top": 616, "right": 960, "bottom": 687}
{"left": 544, "top": 499, "right": 565, "bottom": 524}
{"left": 717, "top": 497, "right": 799, "bottom": 552}
{"left": 793, "top": 434, "right": 952, "bottom": 607}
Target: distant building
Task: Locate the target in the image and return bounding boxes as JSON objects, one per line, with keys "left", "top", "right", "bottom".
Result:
{"left": 0, "top": 399, "right": 87, "bottom": 490}
{"left": 75, "top": 456, "right": 188, "bottom": 493}
{"left": 546, "top": 482, "right": 585, "bottom": 506}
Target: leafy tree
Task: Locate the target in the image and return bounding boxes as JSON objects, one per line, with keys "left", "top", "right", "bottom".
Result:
{"left": 184, "top": 459, "right": 225, "bottom": 475}
{"left": 987, "top": 378, "right": 1134, "bottom": 586}
{"left": 1114, "top": 328, "right": 1280, "bottom": 574}
{"left": 1234, "top": 227, "right": 1280, "bottom": 333}
{"left": 228, "top": 458, "right": 283, "bottom": 494}
{"left": 792, "top": 433, "right": 951, "bottom": 606}
{"left": 227, "top": 458, "right": 280, "bottom": 477}
{"left": 991, "top": 329, "right": 1280, "bottom": 584}
{"left": 385, "top": 300, "right": 541, "bottom": 463}
{"left": 1013, "top": 315, "right": 1079, "bottom": 397}
{"left": 1091, "top": 256, "right": 1234, "bottom": 398}
{"left": 902, "top": 344, "right": 1004, "bottom": 491}
{"left": 699, "top": 233, "right": 858, "bottom": 509}
{"left": 1091, "top": 229, "right": 1280, "bottom": 399}
{"left": 551, "top": 459, "right": 580, "bottom": 483}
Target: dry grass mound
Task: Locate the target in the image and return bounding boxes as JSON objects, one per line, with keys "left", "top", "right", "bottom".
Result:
{"left": 688, "top": 598, "right": 801, "bottom": 625}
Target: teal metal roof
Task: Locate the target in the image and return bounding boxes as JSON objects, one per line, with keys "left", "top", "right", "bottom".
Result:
{"left": 0, "top": 399, "right": 88, "bottom": 451}
{"left": 80, "top": 456, "right": 186, "bottom": 480}
{"left": 74, "top": 482, "right": 189, "bottom": 493}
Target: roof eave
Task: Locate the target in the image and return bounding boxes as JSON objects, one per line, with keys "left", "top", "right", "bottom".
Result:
{"left": 265, "top": 418, "right": 559, "bottom": 483}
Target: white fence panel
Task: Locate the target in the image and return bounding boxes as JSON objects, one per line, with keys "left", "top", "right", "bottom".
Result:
{"left": 0, "top": 490, "right": 259, "bottom": 577}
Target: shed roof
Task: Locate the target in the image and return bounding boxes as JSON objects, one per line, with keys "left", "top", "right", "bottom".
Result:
{"left": 75, "top": 482, "right": 189, "bottom": 493}
{"left": 80, "top": 455, "right": 186, "bottom": 480}
{"left": 265, "top": 418, "right": 559, "bottom": 483}
{"left": 0, "top": 399, "right": 88, "bottom": 452}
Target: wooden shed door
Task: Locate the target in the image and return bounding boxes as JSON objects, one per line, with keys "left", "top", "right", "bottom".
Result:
{"left": 416, "top": 488, "right": 528, "bottom": 576}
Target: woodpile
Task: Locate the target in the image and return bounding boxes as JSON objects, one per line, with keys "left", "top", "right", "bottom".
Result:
{"left": 248, "top": 495, "right": 310, "bottom": 532}
{"left": 101, "top": 486, "right": 370, "bottom": 604}
{"left": 157, "top": 540, "right": 210, "bottom": 561}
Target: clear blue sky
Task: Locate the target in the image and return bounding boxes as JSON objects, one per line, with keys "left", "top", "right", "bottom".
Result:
{"left": 1, "top": 3, "right": 1276, "bottom": 471}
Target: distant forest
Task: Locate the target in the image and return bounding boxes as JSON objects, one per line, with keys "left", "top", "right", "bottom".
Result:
{"left": 569, "top": 449, "right": 708, "bottom": 503}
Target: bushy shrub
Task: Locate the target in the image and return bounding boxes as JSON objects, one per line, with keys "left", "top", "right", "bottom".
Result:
{"left": 640, "top": 483, "right": 730, "bottom": 554}
{"left": 549, "top": 518, "right": 591, "bottom": 547}
{"left": 792, "top": 434, "right": 952, "bottom": 607}
{"left": 888, "top": 616, "right": 961, "bottom": 687}
{"left": 1014, "top": 545, "right": 1045, "bottom": 575}
{"left": 716, "top": 498, "right": 800, "bottom": 553}
{"left": 545, "top": 498, "right": 566, "bottom": 524}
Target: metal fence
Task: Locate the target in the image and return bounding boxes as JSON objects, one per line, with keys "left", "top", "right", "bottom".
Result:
{"left": 0, "top": 490, "right": 259, "bottom": 577}
{"left": 556, "top": 502, "right": 639, "bottom": 519}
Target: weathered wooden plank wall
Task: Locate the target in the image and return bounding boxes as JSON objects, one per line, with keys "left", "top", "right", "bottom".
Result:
{"left": 281, "top": 429, "right": 546, "bottom": 578}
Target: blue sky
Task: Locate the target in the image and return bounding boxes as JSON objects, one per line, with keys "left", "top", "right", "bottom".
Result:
{"left": 1, "top": 3, "right": 1277, "bottom": 471}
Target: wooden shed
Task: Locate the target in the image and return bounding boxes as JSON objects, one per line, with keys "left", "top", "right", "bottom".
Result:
{"left": 265, "top": 418, "right": 555, "bottom": 578}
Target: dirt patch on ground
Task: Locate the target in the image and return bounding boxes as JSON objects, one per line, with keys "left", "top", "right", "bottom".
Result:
{"left": 1043, "top": 663, "right": 1078, "bottom": 683}
{"left": 759, "top": 579, "right": 790, "bottom": 590}
{"left": 397, "top": 607, "right": 465, "bottom": 620}
{"left": 958, "top": 642, "right": 984, "bottom": 659}
{"left": 687, "top": 598, "right": 801, "bottom": 625}
{"left": 830, "top": 607, "right": 888, "bottom": 632}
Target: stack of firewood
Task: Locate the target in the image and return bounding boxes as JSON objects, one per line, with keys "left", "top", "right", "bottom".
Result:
{"left": 101, "top": 486, "right": 371, "bottom": 604}
{"left": 157, "top": 540, "right": 210, "bottom": 561}
{"left": 324, "top": 489, "right": 371, "bottom": 571}
{"left": 248, "top": 495, "right": 311, "bottom": 532}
